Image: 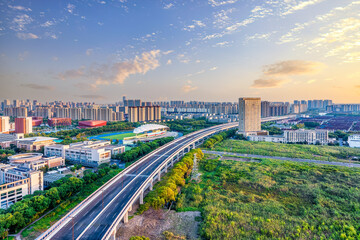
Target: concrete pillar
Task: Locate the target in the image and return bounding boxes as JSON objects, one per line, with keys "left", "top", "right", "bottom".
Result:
{"left": 124, "top": 211, "right": 128, "bottom": 224}
{"left": 164, "top": 167, "right": 168, "bottom": 173}
{"left": 111, "top": 230, "right": 116, "bottom": 240}
{"left": 128, "top": 204, "right": 132, "bottom": 212}
{"left": 140, "top": 191, "right": 144, "bottom": 204}
{"left": 149, "top": 181, "right": 153, "bottom": 191}
{"left": 158, "top": 171, "right": 161, "bottom": 181}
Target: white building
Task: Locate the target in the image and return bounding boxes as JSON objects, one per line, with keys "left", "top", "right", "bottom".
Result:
{"left": 0, "top": 164, "right": 43, "bottom": 209}
{"left": 284, "top": 129, "right": 329, "bottom": 145}
{"left": 248, "top": 135, "right": 285, "bottom": 143}
{"left": 348, "top": 135, "right": 360, "bottom": 148}
{"left": 249, "top": 129, "right": 329, "bottom": 145}
{"left": 45, "top": 140, "right": 125, "bottom": 167}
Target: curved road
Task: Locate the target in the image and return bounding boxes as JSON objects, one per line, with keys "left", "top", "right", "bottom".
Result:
{"left": 44, "top": 122, "right": 237, "bottom": 240}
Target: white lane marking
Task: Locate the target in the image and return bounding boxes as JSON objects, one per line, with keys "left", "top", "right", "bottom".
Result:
{"left": 76, "top": 132, "right": 206, "bottom": 240}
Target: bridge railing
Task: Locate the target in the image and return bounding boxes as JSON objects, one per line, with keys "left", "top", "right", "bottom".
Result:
{"left": 101, "top": 123, "right": 238, "bottom": 239}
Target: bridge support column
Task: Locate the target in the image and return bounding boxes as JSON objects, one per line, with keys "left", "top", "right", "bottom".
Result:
{"left": 129, "top": 204, "right": 132, "bottom": 212}
{"left": 140, "top": 190, "right": 144, "bottom": 204}
{"left": 149, "top": 181, "right": 153, "bottom": 191}
{"left": 164, "top": 167, "right": 168, "bottom": 173}
{"left": 158, "top": 171, "right": 161, "bottom": 181}
{"left": 124, "top": 211, "right": 128, "bottom": 224}
{"left": 111, "top": 230, "right": 116, "bottom": 240}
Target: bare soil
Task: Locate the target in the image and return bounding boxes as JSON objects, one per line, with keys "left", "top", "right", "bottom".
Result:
{"left": 115, "top": 208, "right": 201, "bottom": 240}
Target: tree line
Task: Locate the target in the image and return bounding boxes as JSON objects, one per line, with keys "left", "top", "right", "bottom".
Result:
{"left": 137, "top": 149, "right": 204, "bottom": 214}
{"left": 202, "top": 129, "right": 236, "bottom": 149}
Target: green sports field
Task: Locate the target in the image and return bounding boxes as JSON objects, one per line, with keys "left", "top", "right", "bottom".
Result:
{"left": 99, "top": 132, "right": 137, "bottom": 140}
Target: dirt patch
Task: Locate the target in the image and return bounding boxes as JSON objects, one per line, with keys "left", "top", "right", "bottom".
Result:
{"left": 116, "top": 208, "right": 201, "bottom": 240}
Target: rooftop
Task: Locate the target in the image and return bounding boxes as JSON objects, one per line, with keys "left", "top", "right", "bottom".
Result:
{"left": 133, "top": 124, "right": 169, "bottom": 134}
{"left": 18, "top": 136, "right": 58, "bottom": 143}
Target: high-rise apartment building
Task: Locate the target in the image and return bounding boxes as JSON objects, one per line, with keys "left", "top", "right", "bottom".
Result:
{"left": 261, "top": 101, "right": 270, "bottom": 118}
{"left": 128, "top": 106, "right": 161, "bottom": 122}
{"left": 0, "top": 117, "right": 10, "bottom": 133}
{"left": 34, "top": 107, "right": 52, "bottom": 118}
{"left": 15, "top": 117, "right": 33, "bottom": 134}
{"left": 238, "top": 98, "right": 261, "bottom": 135}
{"left": 4, "top": 107, "right": 28, "bottom": 117}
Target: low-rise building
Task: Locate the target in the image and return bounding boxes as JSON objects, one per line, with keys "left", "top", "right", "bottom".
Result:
{"left": 248, "top": 129, "right": 329, "bottom": 145}
{"left": 16, "top": 136, "right": 57, "bottom": 151}
{"left": 284, "top": 129, "right": 329, "bottom": 145}
{"left": 248, "top": 135, "right": 285, "bottom": 143}
{"left": 348, "top": 134, "right": 360, "bottom": 148}
{"left": 45, "top": 140, "right": 125, "bottom": 167}
{"left": 0, "top": 164, "right": 43, "bottom": 209}
{"left": 8, "top": 153, "right": 65, "bottom": 170}
{"left": 0, "top": 133, "right": 24, "bottom": 149}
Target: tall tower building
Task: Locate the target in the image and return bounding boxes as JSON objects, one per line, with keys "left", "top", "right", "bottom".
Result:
{"left": 15, "top": 117, "right": 33, "bottom": 134}
{"left": 238, "top": 98, "right": 261, "bottom": 135}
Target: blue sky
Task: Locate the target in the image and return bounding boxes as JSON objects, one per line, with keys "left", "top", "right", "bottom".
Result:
{"left": 0, "top": 0, "right": 359, "bottom": 103}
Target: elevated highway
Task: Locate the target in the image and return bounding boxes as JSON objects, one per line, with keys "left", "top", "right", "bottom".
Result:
{"left": 37, "top": 115, "right": 294, "bottom": 240}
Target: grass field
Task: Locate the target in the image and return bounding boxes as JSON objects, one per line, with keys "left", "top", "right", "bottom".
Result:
{"left": 210, "top": 139, "right": 360, "bottom": 161}
{"left": 99, "top": 132, "right": 136, "bottom": 140}
{"left": 177, "top": 154, "right": 360, "bottom": 239}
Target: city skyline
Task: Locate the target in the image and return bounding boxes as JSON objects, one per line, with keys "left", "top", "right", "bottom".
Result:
{"left": 1, "top": 0, "right": 360, "bottom": 103}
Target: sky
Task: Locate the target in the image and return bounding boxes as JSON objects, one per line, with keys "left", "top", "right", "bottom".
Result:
{"left": 0, "top": 0, "right": 359, "bottom": 104}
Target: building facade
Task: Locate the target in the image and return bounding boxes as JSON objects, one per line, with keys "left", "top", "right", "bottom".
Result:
{"left": 0, "top": 164, "right": 43, "bottom": 209}
{"left": 15, "top": 117, "right": 33, "bottom": 134}
{"left": 238, "top": 98, "right": 261, "bottom": 135}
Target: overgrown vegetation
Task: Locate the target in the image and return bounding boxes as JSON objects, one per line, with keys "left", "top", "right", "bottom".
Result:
{"left": 178, "top": 155, "right": 360, "bottom": 239}
{"left": 113, "top": 137, "right": 174, "bottom": 162}
{"left": 136, "top": 149, "right": 204, "bottom": 214}
{"left": 212, "top": 139, "right": 360, "bottom": 161}
{"left": 164, "top": 119, "right": 219, "bottom": 135}
{"left": 202, "top": 129, "right": 236, "bottom": 149}
{"left": 0, "top": 164, "right": 120, "bottom": 238}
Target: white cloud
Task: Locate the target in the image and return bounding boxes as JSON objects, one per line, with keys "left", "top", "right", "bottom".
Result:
{"left": 58, "top": 50, "right": 163, "bottom": 88}
{"left": 67, "top": 4, "right": 76, "bottom": 14}
{"left": 182, "top": 80, "right": 198, "bottom": 92}
{"left": 86, "top": 49, "right": 93, "bottom": 56}
{"left": 164, "top": 3, "right": 174, "bottom": 9}
{"left": 167, "top": 59, "right": 172, "bottom": 65}
{"left": 208, "top": 0, "right": 238, "bottom": 7}
{"left": 246, "top": 32, "right": 275, "bottom": 41}
{"left": 8, "top": 5, "right": 32, "bottom": 11}
{"left": 184, "top": 20, "right": 206, "bottom": 31}
{"left": 210, "top": 67, "right": 218, "bottom": 71}
{"left": 281, "top": 0, "right": 326, "bottom": 16}
{"left": 11, "top": 14, "right": 33, "bottom": 31}
{"left": 41, "top": 21, "right": 55, "bottom": 27}
{"left": 16, "top": 32, "right": 39, "bottom": 40}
